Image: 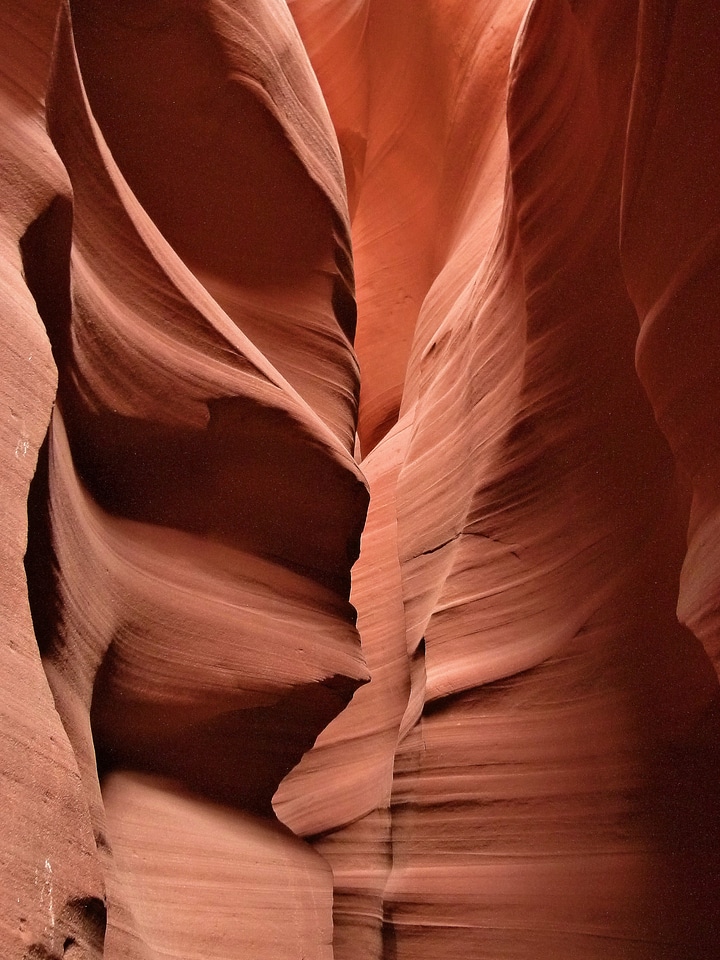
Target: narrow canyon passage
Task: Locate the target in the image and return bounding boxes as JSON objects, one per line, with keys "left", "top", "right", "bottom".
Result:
{"left": 2, "top": 2, "right": 720, "bottom": 959}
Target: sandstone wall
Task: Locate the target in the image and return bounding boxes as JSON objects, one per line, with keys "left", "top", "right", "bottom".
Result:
{"left": 2, "top": 2, "right": 719, "bottom": 958}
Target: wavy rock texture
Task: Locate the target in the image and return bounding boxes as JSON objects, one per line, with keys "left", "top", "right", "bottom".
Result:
{"left": 0, "top": 3, "right": 106, "bottom": 958}
{"left": 7, "top": 1, "right": 366, "bottom": 958}
{"left": 282, "top": 1, "right": 720, "bottom": 959}
{"left": 2, "top": 1, "right": 720, "bottom": 960}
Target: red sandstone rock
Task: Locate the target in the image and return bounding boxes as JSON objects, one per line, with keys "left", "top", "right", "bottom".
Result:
{"left": 291, "top": 1, "right": 720, "bottom": 958}
{"left": 8, "top": 1, "right": 367, "bottom": 957}
{"left": 0, "top": 3, "right": 105, "bottom": 957}
{"left": 102, "top": 771, "right": 335, "bottom": 960}
{"left": 3, "top": 1, "right": 720, "bottom": 959}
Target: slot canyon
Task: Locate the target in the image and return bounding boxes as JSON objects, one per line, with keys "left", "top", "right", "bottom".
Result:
{"left": 2, "top": 1, "right": 720, "bottom": 957}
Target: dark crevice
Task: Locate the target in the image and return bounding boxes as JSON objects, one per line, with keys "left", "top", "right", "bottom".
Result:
{"left": 23, "top": 432, "right": 56, "bottom": 658}
{"left": 92, "top": 670, "right": 365, "bottom": 818}
{"left": 331, "top": 211, "right": 357, "bottom": 342}
{"left": 19, "top": 195, "right": 74, "bottom": 369}
{"left": 407, "top": 529, "right": 521, "bottom": 563}
{"left": 332, "top": 271, "right": 358, "bottom": 344}
{"left": 381, "top": 912, "right": 398, "bottom": 960}
{"left": 20, "top": 196, "right": 73, "bottom": 656}
{"left": 20, "top": 200, "right": 109, "bottom": 959}
{"left": 410, "top": 534, "right": 458, "bottom": 560}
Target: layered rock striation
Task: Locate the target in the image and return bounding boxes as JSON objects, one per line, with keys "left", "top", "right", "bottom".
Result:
{"left": 283, "top": 1, "right": 720, "bottom": 957}
{"left": 2, "top": 1, "right": 720, "bottom": 959}
{"left": 6, "top": 2, "right": 366, "bottom": 957}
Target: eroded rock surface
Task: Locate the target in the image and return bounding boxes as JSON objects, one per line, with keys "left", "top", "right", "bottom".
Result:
{"left": 2, "top": 1, "right": 720, "bottom": 959}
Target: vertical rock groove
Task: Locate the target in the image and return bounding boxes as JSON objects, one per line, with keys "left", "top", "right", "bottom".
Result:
{"left": 2, "top": 1, "right": 720, "bottom": 959}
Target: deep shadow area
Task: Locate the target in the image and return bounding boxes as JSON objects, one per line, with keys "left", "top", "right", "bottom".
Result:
{"left": 92, "top": 670, "right": 362, "bottom": 817}
{"left": 20, "top": 197, "right": 73, "bottom": 655}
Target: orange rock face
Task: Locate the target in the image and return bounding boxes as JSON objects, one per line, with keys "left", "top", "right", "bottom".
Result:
{"left": 2, "top": 1, "right": 720, "bottom": 959}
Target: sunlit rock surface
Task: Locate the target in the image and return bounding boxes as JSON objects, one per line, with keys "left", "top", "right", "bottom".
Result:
{"left": 2, "top": 1, "right": 720, "bottom": 959}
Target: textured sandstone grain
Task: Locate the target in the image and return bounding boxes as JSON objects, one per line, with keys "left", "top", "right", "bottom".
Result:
{"left": 290, "top": 1, "right": 720, "bottom": 958}
{"left": 0, "top": 2, "right": 106, "bottom": 957}
{"left": 2, "top": 1, "right": 720, "bottom": 959}
{"left": 10, "top": 1, "right": 367, "bottom": 957}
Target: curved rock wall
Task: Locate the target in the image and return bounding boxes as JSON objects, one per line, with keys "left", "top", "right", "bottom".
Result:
{"left": 282, "top": 1, "right": 720, "bottom": 958}
{"left": 7, "top": 2, "right": 367, "bottom": 957}
{"left": 2, "top": 1, "right": 720, "bottom": 959}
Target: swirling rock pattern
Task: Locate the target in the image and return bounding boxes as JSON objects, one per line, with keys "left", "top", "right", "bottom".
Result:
{"left": 2, "top": 1, "right": 720, "bottom": 959}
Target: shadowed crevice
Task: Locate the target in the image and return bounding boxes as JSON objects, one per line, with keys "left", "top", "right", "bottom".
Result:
{"left": 20, "top": 196, "right": 73, "bottom": 657}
